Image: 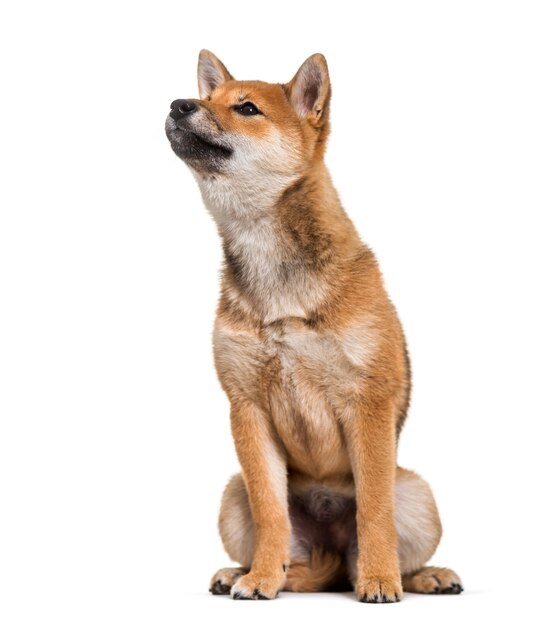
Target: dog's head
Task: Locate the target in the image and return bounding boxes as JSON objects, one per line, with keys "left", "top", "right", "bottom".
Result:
{"left": 165, "top": 50, "right": 331, "bottom": 183}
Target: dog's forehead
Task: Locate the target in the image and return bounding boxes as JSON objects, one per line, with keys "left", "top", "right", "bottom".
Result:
{"left": 211, "top": 80, "right": 288, "bottom": 107}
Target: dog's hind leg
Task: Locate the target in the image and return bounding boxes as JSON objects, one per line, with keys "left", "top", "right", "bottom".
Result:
{"left": 208, "top": 473, "right": 254, "bottom": 595}
{"left": 396, "top": 468, "right": 463, "bottom": 594}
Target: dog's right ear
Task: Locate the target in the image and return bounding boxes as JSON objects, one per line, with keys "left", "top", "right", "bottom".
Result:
{"left": 198, "top": 50, "right": 234, "bottom": 99}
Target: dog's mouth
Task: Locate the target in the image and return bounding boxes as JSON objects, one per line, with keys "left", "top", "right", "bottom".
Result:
{"left": 166, "top": 118, "right": 233, "bottom": 163}
{"left": 187, "top": 130, "right": 233, "bottom": 158}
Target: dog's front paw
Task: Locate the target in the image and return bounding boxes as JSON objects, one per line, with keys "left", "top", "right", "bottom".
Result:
{"left": 356, "top": 572, "right": 403, "bottom": 603}
{"left": 230, "top": 570, "right": 285, "bottom": 600}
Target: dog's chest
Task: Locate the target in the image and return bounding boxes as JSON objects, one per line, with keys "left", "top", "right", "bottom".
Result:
{"left": 214, "top": 316, "right": 377, "bottom": 478}
{"left": 265, "top": 320, "right": 362, "bottom": 477}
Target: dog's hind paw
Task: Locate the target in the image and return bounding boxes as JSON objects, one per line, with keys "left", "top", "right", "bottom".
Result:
{"left": 402, "top": 566, "right": 463, "bottom": 594}
{"left": 209, "top": 567, "right": 248, "bottom": 595}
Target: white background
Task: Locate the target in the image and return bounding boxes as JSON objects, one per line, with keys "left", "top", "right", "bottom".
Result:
{"left": 1, "top": 1, "right": 557, "bottom": 624}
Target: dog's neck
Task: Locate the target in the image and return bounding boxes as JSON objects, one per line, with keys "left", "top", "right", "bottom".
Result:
{"left": 194, "top": 165, "right": 360, "bottom": 324}
{"left": 194, "top": 169, "right": 296, "bottom": 225}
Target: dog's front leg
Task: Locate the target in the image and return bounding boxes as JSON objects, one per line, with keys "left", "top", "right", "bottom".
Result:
{"left": 345, "top": 397, "right": 403, "bottom": 603}
{"left": 228, "top": 399, "right": 290, "bottom": 600}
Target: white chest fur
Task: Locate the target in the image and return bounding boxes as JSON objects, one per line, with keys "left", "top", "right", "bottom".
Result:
{"left": 194, "top": 168, "right": 329, "bottom": 322}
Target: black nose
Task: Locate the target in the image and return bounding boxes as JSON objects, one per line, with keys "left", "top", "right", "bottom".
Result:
{"left": 169, "top": 99, "right": 198, "bottom": 120}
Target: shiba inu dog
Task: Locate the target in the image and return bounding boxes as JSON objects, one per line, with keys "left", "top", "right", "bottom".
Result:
{"left": 165, "top": 50, "right": 463, "bottom": 602}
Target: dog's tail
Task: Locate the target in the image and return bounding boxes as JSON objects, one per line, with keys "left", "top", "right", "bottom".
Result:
{"left": 284, "top": 549, "right": 350, "bottom": 592}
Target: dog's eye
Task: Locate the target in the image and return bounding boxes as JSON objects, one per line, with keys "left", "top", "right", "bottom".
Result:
{"left": 234, "top": 102, "right": 261, "bottom": 116}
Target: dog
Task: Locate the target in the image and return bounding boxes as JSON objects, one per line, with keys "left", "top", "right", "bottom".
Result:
{"left": 165, "top": 50, "right": 463, "bottom": 602}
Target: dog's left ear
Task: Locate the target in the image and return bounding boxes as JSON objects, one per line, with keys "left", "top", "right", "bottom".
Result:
{"left": 198, "top": 49, "right": 234, "bottom": 99}
{"left": 285, "top": 54, "right": 330, "bottom": 126}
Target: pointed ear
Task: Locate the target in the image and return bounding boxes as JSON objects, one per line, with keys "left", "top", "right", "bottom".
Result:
{"left": 197, "top": 49, "right": 234, "bottom": 99}
{"left": 285, "top": 53, "right": 330, "bottom": 125}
